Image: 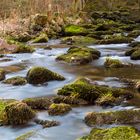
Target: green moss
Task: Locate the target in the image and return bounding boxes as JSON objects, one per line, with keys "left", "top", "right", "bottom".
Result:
{"left": 32, "top": 33, "right": 48, "bottom": 43}
{"left": 6, "top": 37, "right": 35, "bottom": 53}
{"left": 61, "top": 36, "right": 97, "bottom": 45}
{"left": 3, "top": 101, "right": 35, "bottom": 125}
{"left": 58, "top": 78, "right": 132, "bottom": 104}
{"left": 48, "top": 103, "right": 71, "bottom": 116}
{"left": 85, "top": 109, "right": 140, "bottom": 126}
{"left": 23, "top": 97, "right": 52, "bottom": 110}
{"left": 79, "top": 126, "right": 140, "bottom": 140}
{"left": 95, "top": 93, "right": 117, "bottom": 106}
{"left": 64, "top": 25, "right": 88, "bottom": 35}
{"left": 96, "top": 35, "right": 133, "bottom": 44}
{"left": 3, "top": 76, "right": 27, "bottom": 86}
{"left": 104, "top": 58, "right": 124, "bottom": 68}
{"left": 16, "top": 131, "right": 35, "bottom": 140}
{"left": 56, "top": 46, "right": 100, "bottom": 65}
{"left": 26, "top": 67, "right": 65, "bottom": 85}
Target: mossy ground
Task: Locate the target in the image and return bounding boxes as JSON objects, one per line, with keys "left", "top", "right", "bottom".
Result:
{"left": 3, "top": 76, "right": 27, "bottom": 86}
{"left": 79, "top": 126, "right": 140, "bottom": 140}
{"left": 32, "top": 33, "right": 48, "bottom": 43}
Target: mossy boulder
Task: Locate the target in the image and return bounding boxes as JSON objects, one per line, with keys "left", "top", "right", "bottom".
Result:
{"left": 96, "top": 35, "right": 133, "bottom": 44}
{"left": 79, "top": 126, "right": 140, "bottom": 140}
{"left": 6, "top": 38, "right": 35, "bottom": 53}
{"left": 53, "top": 95, "right": 88, "bottom": 105}
{"left": 85, "top": 109, "right": 140, "bottom": 126}
{"left": 3, "top": 101, "right": 35, "bottom": 125}
{"left": 95, "top": 93, "right": 117, "bottom": 106}
{"left": 0, "top": 99, "right": 16, "bottom": 122}
{"left": 0, "top": 69, "right": 5, "bottom": 81}
{"left": 128, "top": 30, "right": 140, "bottom": 38}
{"left": 131, "top": 49, "right": 140, "bottom": 60}
{"left": 56, "top": 46, "right": 100, "bottom": 65}
{"left": 23, "top": 97, "right": 52, "bottom": 110}
{"left": 64, "top": 25, "right": 88, "bottom": 36}
{"left": 129, "top": 42, "right": 140, "bottom": 48}
{"left": 104, "top": 58, "right": 124, "bottom": 68}
{"left": 61, "top": 36, "right": 96, "bottom": 45}
{"left": 48, "top": 103, "right": 71, "bottom": 116}
{"left": 58, "top": 78, "right": 133, "bottom": 105}
{"left": 32, "top": 33, "right": 48, "bottom": 43}
{"left": 26, "top": 67, "right": 65, "bottom": 85}
{"left": 3, "top": 76, "right": 27, "bottom": 86}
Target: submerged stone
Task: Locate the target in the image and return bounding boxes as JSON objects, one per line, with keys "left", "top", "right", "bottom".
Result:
{"left": 78, "top": 126, "right": 140, "bottom": 140}
{"left": 56, "top": 46, "right": 100, "bottom": 65}
{"left": 34, "top": 119, "right": 60, "bottom": 128}
{"left": 16, "top": 131, "right": 36, "bottom": 140}
{"left": 48, "top": 103, "right": 71, "bottom": 116}
{"left": 26, "top": 67, "right": 65, "bottom": 85}
{"left": 3, "top": 76, "right": 27, "bottom": 86}
{"left": 85, "top": 109, "right": 140, "bottom": 126}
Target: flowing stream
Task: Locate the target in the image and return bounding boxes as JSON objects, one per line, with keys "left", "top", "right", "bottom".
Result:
{"left": 0, "top": 38, "right": 140, "bottom": 140}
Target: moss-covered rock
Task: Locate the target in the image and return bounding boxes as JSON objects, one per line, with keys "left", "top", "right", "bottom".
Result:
{"left": 32, "top": 33, "right": 48, "bottom": 43}
{"left": 6, "top": 38, "right": 35, "bottom": 53}
{"left": 34, "top": 119, "right": 60, "bottom": 128}
{"left": 131, "top": 49, "right": 140, "bottom": 60}
{"left": 61, "top": 36, "right": 97, "bottom": 45}
{"left": 79, "top": 126, "right": 140, "bottom": 140}
{"left": 26, "top": 67, "right": 65, "bottom": 85}
{"left": 96, "top": 35, "right": 133, "bottom": 44}
{"left": 0, "top": 99, "right": 16, "bottom": 123}
{"left": 64, "top": 25, "right": 88, "bottom": 36}
{"left": 58, "top": 78, "right": 133, "bottom": 104}
{"left": 0, "top": 69, "right": 5, "bottom": 81}
{"left": 3, "top": 101, "right": 35, "bottom": 125}
{"left": 95, "top": 93, "right": 117, "bottom": 106}
{"left": 85, "top": 109, "right": 140, "bottom": 126}
{"left": 23, "top": 97, "right": 52, "bottom": 110}
{"left": 3, "top": 76, "right": 27, "bottom": 86}
{"left": 53, "top": 95, "right": 88, "bottom": 105}
{"left": 48, "top": 103, "right": 71, "bottom": 116}
{"left": 104, "top": 58, "right": 124, "bottom": 68}
{"left": 128, "top": 30, "right": 140, "bottom": 38}
{"left": 129, "top": 42, "right": 140, "bottom": 48}
{"left": 56, "top": 46, "right": 100, "bottom": 65}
